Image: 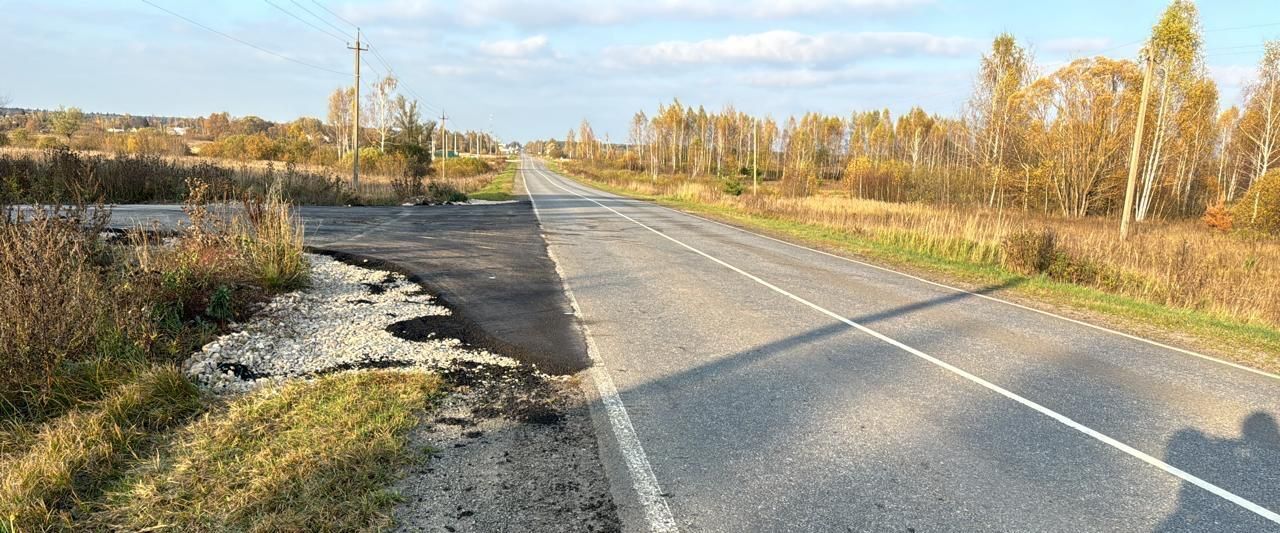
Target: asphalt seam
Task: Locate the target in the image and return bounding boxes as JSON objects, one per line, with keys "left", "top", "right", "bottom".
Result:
{"left": 529, "top": 161, "right": 1280, "bottom": 526}
{"left": 521, "top": 160, "right": 679, "bottom": 533}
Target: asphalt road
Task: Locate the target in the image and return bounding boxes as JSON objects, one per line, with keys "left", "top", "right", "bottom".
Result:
{"left": 108, "top": 201, "right": 590, "bottom": 375}
{"left": 518, "top": 155, "right": 1280, "bottom": 532}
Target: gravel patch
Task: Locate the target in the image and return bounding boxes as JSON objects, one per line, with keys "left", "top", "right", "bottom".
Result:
{"left": 392, "top": 362, "right": 620, "bottom": 533}
{"left": 181, "top": 252, "right": 620, "bottom": 531}
{"left": 184, "top": 253, "right": 516, "bottom": 394}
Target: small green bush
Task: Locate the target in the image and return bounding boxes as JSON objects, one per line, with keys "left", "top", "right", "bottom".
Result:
{"left": 434, "top": 157, "right": 491, "bottom": 178}
{"left": 721, "top": 176, "right": 745, "bottom": 196}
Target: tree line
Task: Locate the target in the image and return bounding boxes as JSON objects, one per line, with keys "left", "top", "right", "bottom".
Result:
{"left": 0, "top": 75, "right": 499, "bottom": 180}
{"left": 531, "top": 0, "right": 1279, "bottom": 226}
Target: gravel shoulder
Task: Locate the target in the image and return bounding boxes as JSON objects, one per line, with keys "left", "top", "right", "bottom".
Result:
{"left": 182, "top": 253, "right": 619, "bottom": 531}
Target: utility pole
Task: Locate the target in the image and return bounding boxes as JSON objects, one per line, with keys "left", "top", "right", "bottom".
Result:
{"left": 752, "top": 118, "right": 759, "bottom": 194}
{"left": 438, "top": 111, "right": 449, "bottom": 177}
{"left": 348, "top": 29, "right": 368, "bottom": 191}
{"left": 1121, "top": 56, "right": 1154, "bottom": 240}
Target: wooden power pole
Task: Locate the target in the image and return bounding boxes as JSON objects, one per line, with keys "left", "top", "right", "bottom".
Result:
{"left": 348, "top": 29, "right": 368, "bottom": 191}
{"left": 1121, "top": 57, "right": 1154, "bottom": 240}
{"left": 438, "top": 111, "right": 449, "bottom": 177}
{"left": 752, "top": 118, "right": 759, "bottom": 195}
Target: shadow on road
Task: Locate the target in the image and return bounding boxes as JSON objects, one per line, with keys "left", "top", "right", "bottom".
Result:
{"left": 1156, "top": 411, "right": 1280, "bottom": 532}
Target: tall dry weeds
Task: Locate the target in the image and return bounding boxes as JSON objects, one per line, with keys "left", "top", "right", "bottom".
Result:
{"left": 0, "top": 205, "right": 112, "bottom": 405}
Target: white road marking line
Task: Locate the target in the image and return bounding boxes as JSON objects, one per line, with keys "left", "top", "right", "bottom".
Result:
{"left": 530, "top": 161, "right": 1280, "bottom": 526}
{"left": 521, "top": 160, "right": 679, "bottom": 533}
{"left": 549, "top": 172, "right": 1280, "bottom": 382}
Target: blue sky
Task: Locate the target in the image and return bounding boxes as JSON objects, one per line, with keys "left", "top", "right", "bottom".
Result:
{"left": 2, "top": 0, "right": 1277, "bottom": 141}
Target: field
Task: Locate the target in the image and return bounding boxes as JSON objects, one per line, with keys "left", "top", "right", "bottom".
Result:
{"left": 0, "top": 147, "right": 508, "bottom": 206}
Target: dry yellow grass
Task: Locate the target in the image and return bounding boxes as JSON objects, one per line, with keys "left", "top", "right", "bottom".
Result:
{"left": 90, "top": 371, "right": 440, "bottom": 532}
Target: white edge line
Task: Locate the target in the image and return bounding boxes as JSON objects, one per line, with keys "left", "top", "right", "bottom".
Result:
{"left": 549, "top": 165, "right": 1280, "bottom": 383}
{"left": 521, "top": 159, "right": 679, "bottom": 533}
{"left": 531, "top": 161, "right": 1280, "bottom": 526}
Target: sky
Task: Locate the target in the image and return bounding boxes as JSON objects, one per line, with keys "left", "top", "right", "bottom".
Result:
{"left": 2, "top": 0, "right": 1278, "bottom": 142}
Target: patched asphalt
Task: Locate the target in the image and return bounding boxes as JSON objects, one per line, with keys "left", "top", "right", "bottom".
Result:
{"left": 108, "top": 201, "right": 590, "bottom": 375}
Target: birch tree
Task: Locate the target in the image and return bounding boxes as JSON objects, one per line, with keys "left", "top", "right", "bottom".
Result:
{"left": 1239, "top": 41, "right": 1280, "bottom": 199}
{"left": 367, "top": 74, "right": 398, "bottom": 153}
{"left": 1134, "top": 0, "right": 1203, "bottom": 221}
{"left": 327, "top": 87, "right": 354, "bottom": 158}
{"left": 967, "top": 33, "right": 1034, "bottom": 207}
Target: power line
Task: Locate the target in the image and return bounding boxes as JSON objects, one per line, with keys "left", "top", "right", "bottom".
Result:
{"left": 289, "top": 0, "right": 352, "bottom": 37}
{"left": 140, "top": 0, "right": 346, "bottom": 76}
{"left": 1091, "top": 21, "right": 1280, "bottom": 56}
{"left": 1206, "top": 44, "right": 1268, "bottom": 51}
{"left": 1205, "top": 21, "right": 1280, "bottom": 33}
{"left": 310, "top": 0, "right": 358, "bottom": 29}
{"left": 362, "top": 38, "right": 444, "bottom": 116}
{"left": 264, "top": 0, "right": 347, "bottom": 43}
{"left": 305, "top": 0, "right": 477, "bottom": 135}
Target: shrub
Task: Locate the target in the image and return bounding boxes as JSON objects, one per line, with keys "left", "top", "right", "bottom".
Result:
{"left": 425, "top": 181, "right": 467, "bottom": 204}
{"left": 391, "top": 172, "right": 424, "bottom": 199}
{"left": 720, "top": 176, "right": 745, "bottom": 196}
{"left": 1202, "top": 202, "right": 1233, "bottom": 231}
{"left": 434, "top": 157, "right": 491, "bottom": 178}
{"left": 8, "top": 129, "right": 32, "bottom": 147}
{"left": 0, "top": 131, "right": 9, "bottom": 147}
{"left": 0, "top": 205, "right": 111, "bottom": 405}
{"left": 1001, "top": 228, "right": 1057, "bottom": 275}
{"left": 1232, "top": 169, "right": 1280, "bottom": 235}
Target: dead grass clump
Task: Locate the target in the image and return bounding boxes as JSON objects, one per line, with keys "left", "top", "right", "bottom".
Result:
{"left": 236, "top": 192, "right": 309, "bottom": 292}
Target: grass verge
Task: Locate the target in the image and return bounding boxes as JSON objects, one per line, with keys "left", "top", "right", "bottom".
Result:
{"left": 88, "top": 371, "right": 441, "bottom": 532}
{"left": 468, "top": 160, "right": 517, "bottom": 201}
{"left": 548, "top": 160, "right": 1280, "bottom": 374}
{"left": 1, "top": 364, "right": 203, "bottom": 531}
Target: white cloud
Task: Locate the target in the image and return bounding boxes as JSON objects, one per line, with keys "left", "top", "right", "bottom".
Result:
{"left": 478, "top": 35, "right": 550, "bottom": 58}
{"left": 737, "top": 68, "right": 919, "bottom": 88}
{"left": 339, "top": 0, "right": 931, "bottom": 29}
{"left": 1210, "top": 64, "right": 1257, "bottom": 88}
{"left": 1039, "top": 37, "right": 1113, "bottom": 55}
{"left": 605, "top": 31, "right": 978, "bottom": 68}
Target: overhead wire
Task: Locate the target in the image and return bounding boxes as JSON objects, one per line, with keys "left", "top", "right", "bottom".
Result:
{"left": 264, "top": 0, "right": 348, "bottom": 43}
{"left": 140, "top": 0, "right": 347, "bottom": 76}
{"left": 307, "top": 0, "right": 490, "bottom": 141}
{"left": 289, "top": 0, "right": 353, "bottom": 37}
